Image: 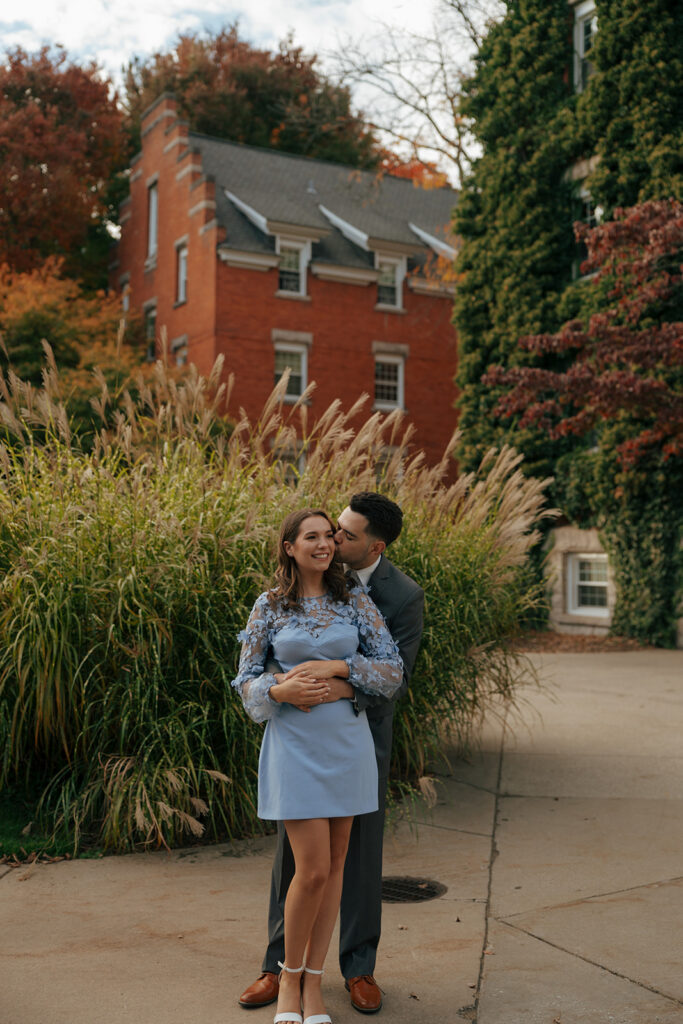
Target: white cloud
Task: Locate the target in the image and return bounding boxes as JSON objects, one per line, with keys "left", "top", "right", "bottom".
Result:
{"left": 2, "top": 0, "right": 437, "bottom": 83}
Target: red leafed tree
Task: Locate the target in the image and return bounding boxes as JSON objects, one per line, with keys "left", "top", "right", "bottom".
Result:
{"left": 0, "top": 46, "right": 124, "bottom": 274}
{"left": 484, "top": 199, "right": 683, "bottom": 469}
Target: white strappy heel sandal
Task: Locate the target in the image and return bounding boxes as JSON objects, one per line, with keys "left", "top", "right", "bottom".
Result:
{"left": 302, "top": 966, "right": 332, "bottom": 1024}
{"left": 273, "top": 962, "right": 304, "bottom": 1024}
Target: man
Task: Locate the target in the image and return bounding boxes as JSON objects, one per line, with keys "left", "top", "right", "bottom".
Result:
{"left": 238, "top": 492, "right": 424, "bottom": 1014}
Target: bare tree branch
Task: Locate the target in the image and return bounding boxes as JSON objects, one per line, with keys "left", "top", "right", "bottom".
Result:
{"left": 330, "top": 0, "right": 504, "bottom": 185}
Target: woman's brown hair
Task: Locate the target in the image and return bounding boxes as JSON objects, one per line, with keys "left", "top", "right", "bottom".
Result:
{"left": 270, "top": 508, "right": 349, "bottom": 610}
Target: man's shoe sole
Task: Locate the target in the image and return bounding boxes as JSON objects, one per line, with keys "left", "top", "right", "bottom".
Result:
{"left": 238, "top": 995, "right": 278, "bottom": 1009}
{"left": 344, "top": 981, "right": 382, "bottom": 1014}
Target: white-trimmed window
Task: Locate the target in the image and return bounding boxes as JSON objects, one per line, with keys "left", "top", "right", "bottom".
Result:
{"left": 276, "top": 239, "right": 310, "bottom": 296}
{"left": 574, "top": 1, "right": 597, "bottom": 93}
{"left": 176, "top": 243, "right": 188, "bottom": 304}
{"left": 375, "top": 256, "right": 405, "bottom": 309}
{"left": 567, "top": 553, "right": 609, "bottom": 616}
{"left": 144, "top": 302, "right": 157, "bottom": 362}
{"left": 274, "top": 344, "right": 308, "bottom": 401}
{"left": 374, "top": 355, "right": 404, "bottom": 410}
{"left": 171, "top": 334, "right": 188, "bottom": 367}
{"left": 147, "top": 182, "right": 158, "bottom": 260}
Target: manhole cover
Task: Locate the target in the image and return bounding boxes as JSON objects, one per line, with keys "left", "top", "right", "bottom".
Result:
{"left": 381, "top": 875, "right": 447, "bottom": 903}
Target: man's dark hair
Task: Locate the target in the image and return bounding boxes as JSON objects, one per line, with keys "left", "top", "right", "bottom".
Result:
{"left": 349, "top": 492, "right": 403, "bottom": 546}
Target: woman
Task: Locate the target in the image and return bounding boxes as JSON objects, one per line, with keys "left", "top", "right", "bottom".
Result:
{"left": 232, "top": 508, "right": 402, "bottom": 1024}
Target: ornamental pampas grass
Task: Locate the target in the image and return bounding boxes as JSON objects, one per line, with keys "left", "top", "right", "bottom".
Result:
{"left": 0, "top": 352, "right": 553, "bottom": 851}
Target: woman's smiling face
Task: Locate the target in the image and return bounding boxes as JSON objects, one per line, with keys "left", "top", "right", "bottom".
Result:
{"left": 284, "top": 514, "right": 336, "bottom": 573}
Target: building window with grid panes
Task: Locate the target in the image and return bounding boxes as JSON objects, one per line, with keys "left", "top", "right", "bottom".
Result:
{"left": 176, "top": 243, "right": 188, "bottom": 304}
{"left": 567, "top": 553, "right": 609, "bottom": 615}
{"left": 574, "top": 1, "right": 597, "bottom": 92}
{"left": 278, "top": 244, "right": 304, "bottom": 294}
{"left": 274, "top": 344, "right": 307, "bottom": 401}
{"left": 374, "top": 355, "right": 404, "bottom": 410}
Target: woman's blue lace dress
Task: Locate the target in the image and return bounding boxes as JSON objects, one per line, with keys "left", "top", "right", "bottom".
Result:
{"left": 232, "top": 588, "right": 403, "bottom": 820}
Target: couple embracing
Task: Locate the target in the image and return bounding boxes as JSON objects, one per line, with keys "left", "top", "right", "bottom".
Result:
{"left": 232, "top": 493, "right": 424, "bottom": 1024}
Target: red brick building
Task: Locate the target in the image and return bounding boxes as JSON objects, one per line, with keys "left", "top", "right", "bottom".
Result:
{"left": 111, "top": 94, "right": 459, "bottom": 467}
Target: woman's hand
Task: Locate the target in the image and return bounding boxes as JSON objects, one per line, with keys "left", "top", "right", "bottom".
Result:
{"left": 282, "top": 659, "right": 349, "bottom": 682}
{"left": 269, "top": 673, "right": 331, "bottom": 711}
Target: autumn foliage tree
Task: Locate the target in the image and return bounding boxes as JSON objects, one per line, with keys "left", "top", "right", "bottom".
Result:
{"left": 379, "top": 154, "right": 450, "bottom": 188}
{"left": 486, "top": 201, "right": 683, "bottom": 466}
{"left": 123, "top": 26, "right": 381, "bottom": 168}
{"left": 485, "top": 201, "right": 683, "bottom": 646}
{"left": 0, "top": 259, "right": 144, "bottom": 442}
{"left": 0, "top": 47, "right": 124, "bottom": 278}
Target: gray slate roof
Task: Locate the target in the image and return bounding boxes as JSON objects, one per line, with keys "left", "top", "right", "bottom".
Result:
{"left": 190, "top": 133, "right": 457, "bottom": 266}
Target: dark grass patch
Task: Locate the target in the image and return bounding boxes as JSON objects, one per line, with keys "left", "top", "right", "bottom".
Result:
{"left": 0, "top": 787, "right": 82, "bottom": 861}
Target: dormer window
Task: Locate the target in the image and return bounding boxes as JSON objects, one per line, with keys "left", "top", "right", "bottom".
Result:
{"left": 279, "top": 245, "right": 301, "bottom": 292}
{"left": 574, "top": 1, "right": 597, "bottom": 92}
{"left": 276, "top": 240, "right": 310, "bottom": 297}
{"left": 375, "top": 256, "right": 405, "bottom": 310}
{"left": 377, "top": 261, "right": 397, "bottom": 305}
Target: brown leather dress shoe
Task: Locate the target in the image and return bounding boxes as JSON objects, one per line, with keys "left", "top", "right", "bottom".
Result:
{"left": 238, "top": 971, "right": 280, "bottom": 1008}
{"left": 345, "top": 975, "right": 383, "bottom": 1013}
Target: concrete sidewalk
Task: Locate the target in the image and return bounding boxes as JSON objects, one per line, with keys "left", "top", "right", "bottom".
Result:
{"left": 1, "top": 651, "right": 682, "bottom": 1024}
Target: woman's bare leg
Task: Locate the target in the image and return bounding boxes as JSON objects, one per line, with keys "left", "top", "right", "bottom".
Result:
{"left": 276, "top": 818, "right": 332, "bottom": 1019}
{"left": 302, "top": 816, "right": 354, "bottom": 1020}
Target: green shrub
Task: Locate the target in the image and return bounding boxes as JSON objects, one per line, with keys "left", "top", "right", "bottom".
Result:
{"left": 0, "top": 355, "right": 552, "bottom": 852}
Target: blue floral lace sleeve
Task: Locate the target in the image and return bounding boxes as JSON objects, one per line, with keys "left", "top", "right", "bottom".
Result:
{"left": 346, "top": 588, "right": 403, "bottom": 698}
{"left": 231, "top": 593, "right": 280, "bottom": 723}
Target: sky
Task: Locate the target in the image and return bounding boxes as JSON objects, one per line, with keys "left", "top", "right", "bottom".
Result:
{"left": 2, "top": 0, "right": 439, "bottom": 85}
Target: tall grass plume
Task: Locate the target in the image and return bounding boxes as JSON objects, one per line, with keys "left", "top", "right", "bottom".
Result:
{"left": 0, "top": 353, "right": 554, "bottom": 851}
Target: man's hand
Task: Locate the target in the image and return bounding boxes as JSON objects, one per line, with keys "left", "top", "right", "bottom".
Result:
{"left": 324, "top": 677, "right": 354, "bottom": 703}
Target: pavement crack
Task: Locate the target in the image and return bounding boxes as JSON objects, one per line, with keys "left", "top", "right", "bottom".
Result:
{"left": 473, "top": 709, "right": 508, "bottom": 1021}
{"left": 498, "top": 919, "right": 683, "bottom": 1006}
{"left": 407, "top": 821, "right": 492, "bottom": 838}
{"left": 497, "top": 874, "right": 683, "bottom": 921}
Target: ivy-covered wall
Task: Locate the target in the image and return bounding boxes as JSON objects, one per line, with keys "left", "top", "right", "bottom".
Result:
{"left": 453, "top": 0, "right": 581, "bottom": 477}
{"left": 453, "top": 0, "right": 683, "bottom": 645}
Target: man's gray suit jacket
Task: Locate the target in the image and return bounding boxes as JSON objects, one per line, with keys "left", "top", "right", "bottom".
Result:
{"left": 353, "top": 554, "right": 424, "bottom": 777}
